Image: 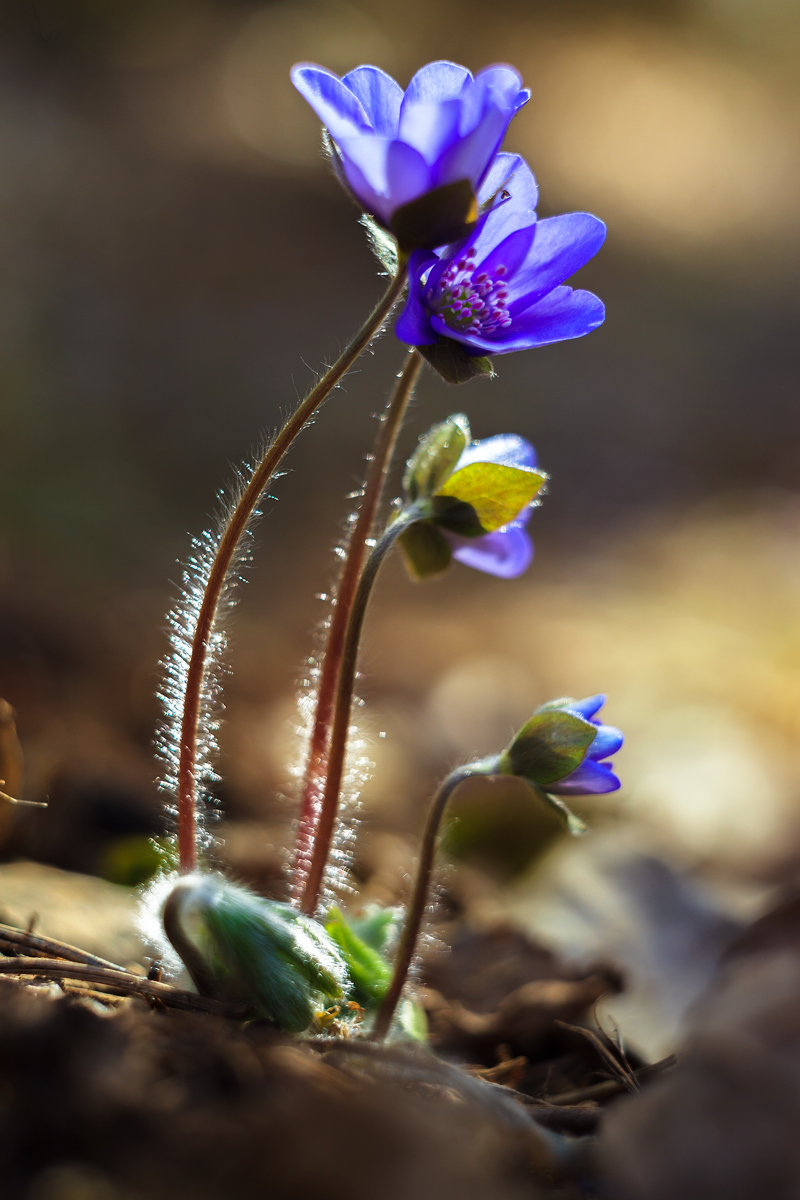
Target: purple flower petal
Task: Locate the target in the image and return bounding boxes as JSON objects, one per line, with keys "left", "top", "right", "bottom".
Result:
{"left": 495, "top": 287, "right": 606, "bottom": 349}
{"left": 291, "top": 64, "right": 369, "bottom": 141}
{"left": 342, "top": 65, "right": 403, "bottom": 137}
{"left": 395, "top": 251, "right": 439, "bottom": 345}
{"left": 549, "top": 758, "right": 621, "bottom": 795}
{"left": 333, "top": 135, "right": 393, "bottom": 222}
{"left": 434, "top": 101, "right": 509, "bottom": 190}
{"left": 446, "top": 526, "right": 533, "bottom": 578}
{"left": 506, "top": 213, "right": 607, "bottom": 314}
{"left": 476, "top": 153, "right": 538, "bottom": 227}
{"left": 476, "top": 224, "right": 537, "bottom": 283}
{"left": 433, "top": 286, "right": 605, "bottom": 354}
{"left": 402, "top": 61, "right": 473, "bottom": 107}
{"left": 385, "top": 141, "right": 434, "bottom": 209}
{"left": 587, "top": 724, "right": 624, "bottom": 760}
{"left": 398, "top": 98, "right": 463, "bottom": 165}
{"left": 456, "top": 433, "right": 537, "bottom": 471}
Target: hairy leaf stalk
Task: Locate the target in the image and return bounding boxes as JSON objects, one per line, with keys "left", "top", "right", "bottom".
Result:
{"left": 371, "top": 764, "right": 476, "bottom": 1039}
{"left": 292, "top": 349, "right": 422, "bottom": 904}
{"left": 175, "top": 269, "right": 407, "bottom": 874}
{"left": 300, "top": 507, "right": 421, "bottom": 913}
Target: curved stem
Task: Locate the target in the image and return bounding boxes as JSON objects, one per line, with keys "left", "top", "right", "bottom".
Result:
{"left": 291, "top": 349, "right": 423, "bottom": 903}
{"left": 176, "top": 268, "right": 407, "bottom": 874}
{"left": 299, "top": 508, "right": 419, "bottom": 913}
{"left": 371, "top": 764, "right": 476, "bottom": 1040}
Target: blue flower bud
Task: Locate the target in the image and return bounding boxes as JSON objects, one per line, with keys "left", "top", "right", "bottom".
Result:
{"left": 399, "top": 417, "right": 546, "bottom": 579}
{"left": 494, "top": 695, "right": 624, "bottom": 835}
{"left": 162, "top": 875, "right": 349, "bottom": 1033}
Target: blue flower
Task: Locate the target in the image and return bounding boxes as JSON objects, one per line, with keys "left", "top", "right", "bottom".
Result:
{"left": 546, "top": 695, "right": 623, "bottom": 795}
{"left": 291, "top": 61, "right": 529, "bottom": 235}
{"left": 442, "top": 432, "right": 538, "bottom": 578}
{"left": 396, "top": 155, "right": 606, "bottom": 355}
{"left": 398, "top": 415, "right": 546, "bottom": 582}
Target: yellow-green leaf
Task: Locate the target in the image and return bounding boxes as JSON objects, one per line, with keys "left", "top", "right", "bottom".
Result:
{"left": 435, "top": 462, "right": 546, "bottom": 533}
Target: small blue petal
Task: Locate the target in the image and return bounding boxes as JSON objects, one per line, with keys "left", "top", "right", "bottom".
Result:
{"left": 476, "top": 224, "right": 537, "bottom": 285}
{"left": 403, "top": 61, "right": 473, "bottom": 107}
{"left": 569, "top": 695, "right": 606, "bottom": 720}
{"left": 342, "top": 65, "right": 403, "bottom": 137}
{"left": 549, "top": 758, "right": 621, "bottom": 796}
{"left": 506, "top": 213, "right": 607, "bottom": 314}
{"left": 588, "top": 724, "right": 624, "bottom": 760}
{"left": 385, "top": 140, "right": 434, "bottom": 209}
{"left": 395, "top": 252, "right": 439, "bottom": 345}
{"left": 456, "top": 433, "right": 537, "bottom": 471}
{"left": 476, "top": 154, "right": 538, "bottom": 226}
{"left": 291, "top": 64, "right": 369, "bottom": 141}
{"left": 434, "top": 102, "right": 509, "bottom": 189}
{"left": 398, "top": 98, "right": 462, "bottom": 165}
{"left": 446, "top": 526, "right": 533, "bottom": 578}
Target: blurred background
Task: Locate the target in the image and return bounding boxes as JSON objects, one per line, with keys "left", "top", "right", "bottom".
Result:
{"left": 1, "top": 0, "right": 800, "bottom": 1032}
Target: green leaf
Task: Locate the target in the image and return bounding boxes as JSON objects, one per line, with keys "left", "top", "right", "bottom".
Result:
{"left": 325, "top": 908, "right": 392, "bottom": 1006}
{"left": 359, "top": 214, "right": 399, "bottom": 275}
{"left": 434, "top": 462, "right": 546, "bottom": 534}
{"left": 390, "top": 179, "right": 478, "bottom": 252}
{"left": 403, "top": 415, "right": 470, "bottom": 502}
{"left": 348, "top": 904, "right": 402, "bottom": 956}
{"left": 503, "top": 709, "right": 597, "bottom": 786}
{"left": 418, "top": 339, "right": 494, "bottom": 385}
{"left": 398, "top": 521, "right": 453, "bottom": 580}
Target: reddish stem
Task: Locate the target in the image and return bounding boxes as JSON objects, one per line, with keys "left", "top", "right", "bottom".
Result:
{"left": 292, "top": 349, "right": 422, "bottom": 904}
{"left": 176, "top": 269, "right": 407, "bottom": 874}
{"left": 299, "top": 507, "right": 421, "bottom": 915}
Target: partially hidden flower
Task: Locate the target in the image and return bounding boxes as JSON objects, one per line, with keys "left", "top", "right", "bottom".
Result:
{"left": 291, "top": 60, "right": 529, "bottom": 250}
{"left": 495, "top": 694, "right": 623, "bottom": 834}
{"left": 162, "top": 875, "right": 348, "bottom": 1032}
{"left": 398, "top": 414, "right": 546, "bottom": 579}
{"left": 396, "top": 154, "right": 606, "bottom": 379}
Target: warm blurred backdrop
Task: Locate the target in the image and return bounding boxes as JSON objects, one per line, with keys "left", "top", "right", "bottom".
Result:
{"left": 1, "top": 1, "right": 800, "bottom": 1014}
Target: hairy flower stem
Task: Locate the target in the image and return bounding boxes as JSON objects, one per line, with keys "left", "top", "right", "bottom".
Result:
{"left": 371, "top": 764, "right": 476, "bottom": 1039}
{"left": 176, "top": 269, "right": 407, "bottom": 874}
{"left": 299, "top": 507, "right": 421, "bottom": 913}
{"left": 292, "top": 349, "right": 423, "bottom": 904}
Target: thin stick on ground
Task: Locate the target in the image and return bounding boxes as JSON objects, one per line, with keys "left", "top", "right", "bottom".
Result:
{"left": 293, "top": 348, "right": 422, "bottom": 909}
{"left": 174, "top": 268, "right": 407, "bottom": 874}
{"left": 0, "top": 957, "right": 246, "bottom": 1016}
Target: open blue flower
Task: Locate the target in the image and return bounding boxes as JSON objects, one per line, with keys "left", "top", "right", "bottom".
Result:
{"left": 443, "top": 432, "right": 538, "bottom": 578}
{"left": 546, "top": 695, "right": 623, "bottom": 795}
{"left": 396, "top": 156, "right": 606, "bottom": 355}
{"left": 291, "top": 61, "right": 529, "bottom": 236}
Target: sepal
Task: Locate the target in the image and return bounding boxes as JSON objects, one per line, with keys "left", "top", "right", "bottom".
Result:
{"left": 403, "top": 415, "right": 470, "bottom": 502}
{"left": 419, "top": 338, "right": 494, "bottom": 385}
{"left": 359, "top": 213, "right": 399, "bottom": 275}
{"left": 390, "top": 179, "right": 478, "bottom": 252}
{"left": 398, "top": 521, "right": 453, "bottom": 579}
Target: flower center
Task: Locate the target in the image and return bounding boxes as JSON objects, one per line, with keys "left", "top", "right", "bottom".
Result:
{"left": 427, "top": 247, "right": 512, "bottom": 337}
